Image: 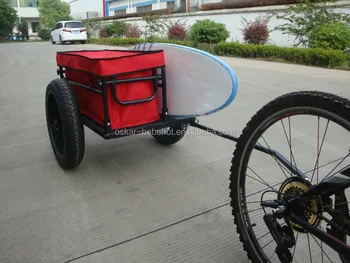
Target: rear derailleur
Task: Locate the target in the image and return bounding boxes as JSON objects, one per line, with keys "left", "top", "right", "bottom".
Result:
{"left": 262, "top": 200, "right": 296, "bottom": 263}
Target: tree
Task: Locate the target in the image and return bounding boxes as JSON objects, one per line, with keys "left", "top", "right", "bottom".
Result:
{"left": 240, "top": 15, "right": 272, "bottom": 45}
{"left": 189, "top": 19, "right": 230, "bottom": 44}
{"left": 142, "top": 14, "right": 168, "bottom": 39}
{"left": 308, "top": 22, "right": 350, "bottom": 51}
{"left": 38, "top": 0, "right": 73, "bottom": 29}
{"left": 274, "top": 0, "right": 350, "bottom": 47}
{"left": 0, "top": 0, "right": 18, "bottom": 38}
{"left": 104, "top": 21, "right": 127, "bottom": 38}
{"left": 17, "top": 20, "right": 28, "bottom": 39}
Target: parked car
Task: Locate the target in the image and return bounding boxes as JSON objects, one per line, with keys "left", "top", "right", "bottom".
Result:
{"left": 51, "top": 20, "right": 87, "bottom": 44}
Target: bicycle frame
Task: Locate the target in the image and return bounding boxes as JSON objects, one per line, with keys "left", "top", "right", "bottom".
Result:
{"left": 299, "top": 167, "right": 350, "bottom": 198}
{"left": 190, "top": 121, "right": 306, "bottom": 178}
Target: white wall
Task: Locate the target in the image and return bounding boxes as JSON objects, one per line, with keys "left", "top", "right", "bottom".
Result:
{"left": 153, "top": 2, "right": 167, "bottom": 10}
{"left": 68, "top": 0, "right": 104, "bottom": 19}
{"left": 97, "top": 0, "right": 350, "bottom": 47}
{"left": 14, "top": 6, "right": 39, "bottom": 18}
{"left": 109, "top": 0, "right": 128, "bottom": 9}
{"left": 25, "top": 18, "right": 40, "bottom": 35}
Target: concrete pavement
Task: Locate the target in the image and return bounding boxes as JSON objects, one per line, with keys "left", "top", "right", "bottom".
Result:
{"left": 0, "top": 42, "right": 349, "bottom": 263}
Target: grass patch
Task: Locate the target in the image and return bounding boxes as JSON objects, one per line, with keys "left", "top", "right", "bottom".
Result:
{"left": 87, "top": 37, "right": 350, "bottom": 70}
{"left": 0, "top": 39, "right": 25, "bottom": 43}
{"left": 0, "top": 39, "right": 49, "bottom": 43}
{"left": 87, "top": 37, "right": 192, "bottom": 47}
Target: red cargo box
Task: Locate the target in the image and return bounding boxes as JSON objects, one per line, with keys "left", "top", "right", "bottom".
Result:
{"left": 56, "top": 50, "right": 165, "bottom": 130}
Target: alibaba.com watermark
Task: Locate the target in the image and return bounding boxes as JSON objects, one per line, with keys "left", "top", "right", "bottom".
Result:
{"left": 114, "top": 126, "right": 238, "bottom": 137}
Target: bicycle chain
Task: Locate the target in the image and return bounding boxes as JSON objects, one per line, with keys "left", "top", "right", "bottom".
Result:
{"left": 284, "top": 187, "right": 350, "bottom": 236}
{"left": 304, "top": 206, "right": 350, "bottom": 236}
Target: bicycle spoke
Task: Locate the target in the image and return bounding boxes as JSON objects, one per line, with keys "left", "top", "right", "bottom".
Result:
{"left": 246, "top": 168, "right": 279, "bottom": 192}
{"left": 291, "top": 233, "right": 299, "bottom": 263}
{"left": 247, "top": 207, "right": 263, "bottom": 213}
{"left": 325, "top": 208, "right": 350, "bottom": 212}
{"left": 280, "top": 117, "right": 299, "bottom": 177}
{"left": 256, "top": 222, "right": 286, "bottom": 241}
{"left": 311, "top": 118, "right": 329, "bottom": 183}
{"left": 317, "top": 117, "right": 320, "bottom": 184}
{"left": 246, "top": 174, "right": 271, "bottom": 188}
{"left": 323, "top": 163, "right": 350, "bottom": 185}
{"left": 321, "top": 154, "right": 350, "bottom": 182}
{"left": 262, "top": 238, "right": 275, "bottom": 249}
{"left": 310, "top": 233, "right": 334, "bottom": 263}
{"left": 303, "top": 157, "right": 345, "bottom": 175}
{"left": 257, "top": 231, "right": 272, "bottom": 241}
{"left": 289, "top": 117, "right": 293, "bottom": 177}
{"left": 307, "top": 234, "right": 312, "bottom": 263}
{"left": 323, "top": 200, "right": 350, "bottom": 209}
{"left": 268, "top": 251, "right": 276, "bottom": 262}
{"left": 320, "top": 226, "right": 325, "bottom": 263}
{"left": 246, "top": 181, "right": 284, "bottom": 198}
{"left": 258, "top": 137, "right": 289, "bottom": 179}
{"left": 245, "top": 201, "right": 263, "bottom": 205}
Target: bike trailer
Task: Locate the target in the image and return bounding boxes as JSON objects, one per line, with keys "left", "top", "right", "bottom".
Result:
{"left": 56, "top": 49, "right": 165, "bottom": 130}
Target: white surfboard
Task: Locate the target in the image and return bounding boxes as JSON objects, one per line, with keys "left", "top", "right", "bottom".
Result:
{"left": 131, "top": 43, "right": 238, "bottom": 119}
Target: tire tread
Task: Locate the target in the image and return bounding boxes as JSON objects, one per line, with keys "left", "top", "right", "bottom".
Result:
{"left": 46, "top": 78, "right": 85, "bottom": 169}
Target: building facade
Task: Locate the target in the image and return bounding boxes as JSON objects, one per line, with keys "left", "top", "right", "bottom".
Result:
{"left": 106, "top": 0, "right": 176, "bottom": 16}
{"left": 105, "top": 0, "right": 228, "bottom": 16}
{"left": 66, "top": 0, "right": 188, "bottom": 19}
{"left": 66, "top": 0, "right": 104, "bottom": 20}
{"left": 66, "top": 0, "right": 225, "bottom": 19}
{"left": 7, "top": 0, "right": 40, "bottom": 38}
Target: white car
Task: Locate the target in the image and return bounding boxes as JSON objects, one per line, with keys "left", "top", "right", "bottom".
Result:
{"left": 51, "top": 20, "right": 87, "bottom": 44}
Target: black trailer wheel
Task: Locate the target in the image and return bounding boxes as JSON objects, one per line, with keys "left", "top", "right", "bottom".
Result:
{"left": 152, "top": 123, "right": 188, "bottom": 145}
{"left": 45, "top": 78, "right": 85, "bottom": 169}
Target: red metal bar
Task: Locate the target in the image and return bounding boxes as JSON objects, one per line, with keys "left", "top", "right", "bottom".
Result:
{"left": 103, "top": 0, "right": 106, "bottom": 17}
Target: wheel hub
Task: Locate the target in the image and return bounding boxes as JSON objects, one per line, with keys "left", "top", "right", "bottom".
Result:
{"left": 278, "top": 177, "right": 323, "bottom": 233}
{"left": 51, "top": 120, "right": 61, "bottom": 132}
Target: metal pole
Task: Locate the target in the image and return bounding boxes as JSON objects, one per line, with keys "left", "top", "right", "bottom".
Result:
{"left": 17, "top": 0, "right": 21, "bottom": 23}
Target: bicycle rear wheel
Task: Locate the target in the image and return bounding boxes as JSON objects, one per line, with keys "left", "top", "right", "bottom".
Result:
{"left": 230, "top": 91, "right": 350, "bottom": 263}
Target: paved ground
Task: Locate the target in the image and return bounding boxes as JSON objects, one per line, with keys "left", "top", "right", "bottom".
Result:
{"left": 0, "top": 42, "right": 349, "bottom": 263}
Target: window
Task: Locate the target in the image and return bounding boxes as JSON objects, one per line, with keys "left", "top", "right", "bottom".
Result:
{"left": 136, "top": 5, "right": 152, "bottom": 13}
{"left": 64, "top": 22, "right": 85, "bottom": 28}
{"left": 7, "top": 0, "right": 18, "bottom": 7}
{"left": 86, "top": 11, "right": 98, "bottom": 18}
{"left": 31, "top": 22, "right": 39, "bottom": 33}
{"left": 167, "top": 1, "right": 175, "bottom": 8}
{"left": 55, "top": 23, "right": 63, "bottom": 30}
{"left": 114, "top": 9, "right": 126, "bottom": 16}
{"left": 19, "top": 0, "right": 39, "bottom": 7}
